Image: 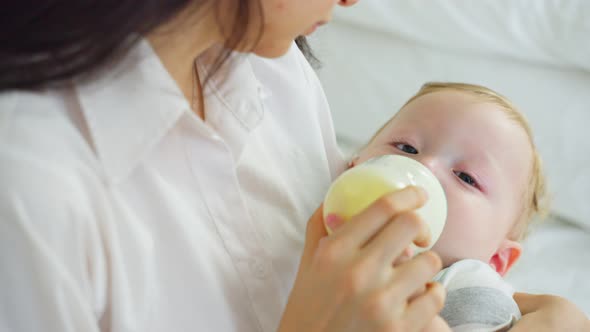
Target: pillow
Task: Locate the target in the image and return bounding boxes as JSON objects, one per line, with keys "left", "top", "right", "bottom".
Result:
{"left": 333, "top": 0, "right": 590, "bottom": 72}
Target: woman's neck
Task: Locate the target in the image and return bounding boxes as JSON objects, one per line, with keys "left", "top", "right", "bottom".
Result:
{"left": 147, "top": 6, "right": 221, "bottom": 120}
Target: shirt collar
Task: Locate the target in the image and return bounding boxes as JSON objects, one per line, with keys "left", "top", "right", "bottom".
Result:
{"left": 76, "top": 39, "right": 272, "bottom": 183}
{"left": 76, "top": 39, "right": 188, "bottom": 183}
{"left": 197, "top": 46, "right": 272, "bottom": 162}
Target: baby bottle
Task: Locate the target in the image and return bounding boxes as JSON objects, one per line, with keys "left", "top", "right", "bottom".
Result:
{"left": 323, "top": 155, "right": 447, "bottom": 254}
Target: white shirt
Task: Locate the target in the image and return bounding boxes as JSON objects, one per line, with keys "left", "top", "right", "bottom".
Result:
{"left": 0, "top": 40, "right": 345, "bottom": 332}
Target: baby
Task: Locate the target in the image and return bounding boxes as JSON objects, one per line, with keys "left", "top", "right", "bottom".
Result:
{"left": 349, "top": 82, "right": 547, "bottom": 331}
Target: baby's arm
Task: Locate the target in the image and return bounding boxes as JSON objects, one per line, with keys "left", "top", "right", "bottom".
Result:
{"left": 433, "top": 259, "right": 521, "bottom": 332}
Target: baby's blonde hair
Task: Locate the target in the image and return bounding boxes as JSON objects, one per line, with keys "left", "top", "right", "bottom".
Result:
{"left": 384, "top": 82, "right": 548, "bottom": 241}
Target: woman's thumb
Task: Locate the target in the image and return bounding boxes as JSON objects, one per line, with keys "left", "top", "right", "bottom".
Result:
{"left": 300, "top": 205, "right": 329, "bottom": 269}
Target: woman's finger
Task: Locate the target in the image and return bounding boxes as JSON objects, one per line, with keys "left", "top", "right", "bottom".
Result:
{"left": 388, "top": 251, "right": 442, "bottom": 302}
{"left": 392, "top": 246, "right": 413, "bottom": 266}
{"left": 404, "top": 281, "right": 447, "bottom": 332}
{"left": 363, "top": 211, "right": 429, "bottom": 266}
{"left": 422, "top": 315, "right": 452, "bottom": 332}
{"left": 299, "top": 205, "right": 328, "bottom": 270}
{"left": 331, "top": 186, "right": 428, "bottom": 249}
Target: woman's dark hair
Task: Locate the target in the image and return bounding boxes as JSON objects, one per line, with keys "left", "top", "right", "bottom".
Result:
{"left": 0, "top": 1, "right": 317, "bottom": 91}
{"left": 295, "top": 36, "right": 320, "bottom": 69}
{"left": 1, "top": 1, "right": 195, "bottom": 90}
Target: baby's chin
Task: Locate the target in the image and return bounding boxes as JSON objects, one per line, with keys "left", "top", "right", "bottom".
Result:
{"left": 437, "top": 255, "right": 457, "bottom": 269}
{"left": 433, "top": 250, "right": 492, "bottom": 270}
{"left": 429, "top": 248, "right": 464, "bottom": 269}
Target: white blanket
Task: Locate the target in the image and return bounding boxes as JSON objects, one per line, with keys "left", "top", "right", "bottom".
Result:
{"left": 506, "top": 217, "right": 590, "bottom": 316}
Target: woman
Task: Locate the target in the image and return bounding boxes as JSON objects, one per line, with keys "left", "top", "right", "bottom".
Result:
{"left": 0, "top": 1, "right": 587, "bottom": 331}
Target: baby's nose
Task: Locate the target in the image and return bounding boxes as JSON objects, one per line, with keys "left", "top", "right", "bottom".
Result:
{"left": 417, "top": 156, "right": 443, "bottom": 178}
{"left": 419, "top": 156, "right": 437, "bottom": 170}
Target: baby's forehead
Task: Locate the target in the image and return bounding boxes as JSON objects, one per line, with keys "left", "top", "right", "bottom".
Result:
{"left": 393, "top": 92, "right": 519, "bottom": 130}
{"left": 401, "top": 90, "right": 495, "bottom": 114}
{"left": 375, "top": 91, "right": 533, "bottom": 158}
{"left": 385, "top": 97, "right": 533, "bottom": 159}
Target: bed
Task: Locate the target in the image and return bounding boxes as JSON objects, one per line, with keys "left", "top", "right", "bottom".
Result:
{"left": 311, "top": 0, "right": 590, "bottom": 315}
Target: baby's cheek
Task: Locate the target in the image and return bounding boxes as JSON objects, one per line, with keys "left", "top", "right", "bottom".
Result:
{"left": 431, "top": 204, "right": 491, "bottom": 265}
{"left": 431, "top": 228, "right": 466, "bottom": 267}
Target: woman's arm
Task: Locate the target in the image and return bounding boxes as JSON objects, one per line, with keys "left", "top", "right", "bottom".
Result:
{"left": 511, "top": 292, "right": 590, "bottom": 331}
{"left": 0, "top": 154, "right": 103, "bottom": 332}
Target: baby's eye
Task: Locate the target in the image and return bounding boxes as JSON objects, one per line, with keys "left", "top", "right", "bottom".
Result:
{"left": 394, "top": 143, "right": 418, "bottom": 154}
{"left": 454, "top": 170, "right": 477, "bottom": 187}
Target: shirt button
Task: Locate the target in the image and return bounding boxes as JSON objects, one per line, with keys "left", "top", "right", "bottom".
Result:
{"left": 249, "top": 259, "right": 269, "bottom": 279}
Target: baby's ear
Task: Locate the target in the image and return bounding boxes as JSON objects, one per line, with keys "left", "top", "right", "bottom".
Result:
{"left": 489, "top": 239, "right": 522, "bottom": 276}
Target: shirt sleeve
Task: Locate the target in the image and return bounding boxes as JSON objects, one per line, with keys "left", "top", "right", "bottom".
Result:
{"left": 433, "top": 259, "right": 522, "bottom": 332}
{"left": 0, "top": 147, "right": 105, "bottom": 332}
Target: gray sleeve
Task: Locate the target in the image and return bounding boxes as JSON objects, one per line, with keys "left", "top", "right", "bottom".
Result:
{"left": 433, "top": 260, "right": 521, "bottom": 331}
{"left": 440, "top": 286, "right": 520, "bottom": 331}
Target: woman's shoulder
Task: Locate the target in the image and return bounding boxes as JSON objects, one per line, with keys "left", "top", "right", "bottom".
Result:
{"left": 0, "top": 89, "right": 104, "bottom": 223}
{"left": 0, "top": 88, "right": 100, "bottom": 171}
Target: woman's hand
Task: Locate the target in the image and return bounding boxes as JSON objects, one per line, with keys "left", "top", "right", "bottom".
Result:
{"left": 511, "top": 292, "right": 590, "bottom": 331}
{"left": 278, "top": 187, "right": 448, "bottom": 332}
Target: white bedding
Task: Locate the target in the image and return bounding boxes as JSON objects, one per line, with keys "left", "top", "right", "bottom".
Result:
{"left": 506, "top": 217, "right": 590, "bottom": 316}
{"left": 311, "top": 0, "right": 590, "bottom": 316}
